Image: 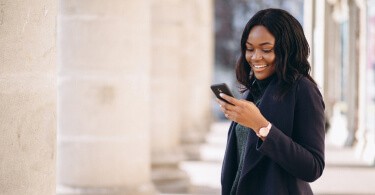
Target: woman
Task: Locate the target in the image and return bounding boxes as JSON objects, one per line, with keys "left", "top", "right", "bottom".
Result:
{"left": 217, "top": 8, "right": 325, "bottom": 195}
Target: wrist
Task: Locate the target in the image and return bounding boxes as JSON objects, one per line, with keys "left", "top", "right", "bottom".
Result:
{"left": 256, "top": 122, "right": 272, "bottom": 139}
{"left": 255, "top": 120, "right": 269, "bottom": 132}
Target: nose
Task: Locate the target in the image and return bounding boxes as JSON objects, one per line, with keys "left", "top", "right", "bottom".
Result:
{"left": 251, "top": 50, "right": 263, "bottom": 60}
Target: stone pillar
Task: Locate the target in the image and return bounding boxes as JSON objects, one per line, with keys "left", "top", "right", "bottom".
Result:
{"left": 57, "top": 1, "right": 155, "bottom": 194}
{"left": 180, "top": 0, "right": 214, "bottom": 160}
{"left": 355, "top": 0, "right": 369, "bottom": 160}
{"left": 315, "top": 0, "right": 348, "bottom": 146}
{"left": 150, "top": 0, "right": 190, "bottom": 193}
{"left": 324, "top": 4, "right": 342, "bottom": 120}
{"left": 343, "top": 1, "right": 360, "bottom": 146}
{"left": 315, "top": 2, "right": 345, "bottom": 144}
{"left": 0, "top": 1, "right": 57, "bottom": 195}
{"left": 304, "top": 0, "right": 314, "bottom": 66}
{"left": 312, "top": 0, "right": 327, "bottom": 91}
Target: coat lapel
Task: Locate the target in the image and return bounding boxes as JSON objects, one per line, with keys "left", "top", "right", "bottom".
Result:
{"left": 240, "top": 77, "right": 296, "bottom": 179}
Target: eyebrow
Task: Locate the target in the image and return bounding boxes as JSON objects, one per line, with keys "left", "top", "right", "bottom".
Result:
{"left": 246, "top": 42, "right": 274, "bottom": 46}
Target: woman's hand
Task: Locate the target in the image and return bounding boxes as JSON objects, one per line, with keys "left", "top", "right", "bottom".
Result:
{"left": 217, "top": 93, "right": 269, "bottom": 132}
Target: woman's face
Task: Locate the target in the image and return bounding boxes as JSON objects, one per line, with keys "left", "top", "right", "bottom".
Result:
{"left": 245, "top": 25, "right": 276, "bottom": 80}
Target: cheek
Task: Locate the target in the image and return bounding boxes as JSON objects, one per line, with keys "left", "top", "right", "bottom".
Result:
{"left": 265, "top": 54, "right": 276, "bottom": 65}
{"left": 245, "top": 52, "right": 251, "bottom": 62}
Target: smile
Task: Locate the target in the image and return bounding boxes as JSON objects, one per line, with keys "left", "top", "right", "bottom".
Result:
{"left": 253, "top": 64, "right": 269, "bottom": 69}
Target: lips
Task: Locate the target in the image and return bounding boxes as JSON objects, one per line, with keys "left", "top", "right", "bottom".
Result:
{"left": 252, "top": 64, "right": 270, "bottom": 69}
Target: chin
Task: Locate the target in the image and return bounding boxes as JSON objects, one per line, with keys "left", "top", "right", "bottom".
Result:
{"left": 254, "top": 74, "right": 270, "bottom": 80}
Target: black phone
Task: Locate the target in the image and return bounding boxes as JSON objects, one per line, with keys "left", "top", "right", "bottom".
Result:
{"left": 210, "top": 83, "right": 235, "bottom": 105}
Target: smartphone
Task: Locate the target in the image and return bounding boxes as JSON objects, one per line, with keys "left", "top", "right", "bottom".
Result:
{"left": 210, "top": 83, "right": 235, "bottom": 105}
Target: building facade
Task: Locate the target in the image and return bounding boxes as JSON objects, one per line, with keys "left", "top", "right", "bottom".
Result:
{"left": 305, "top": 0, "right": 375, "bottom": 164}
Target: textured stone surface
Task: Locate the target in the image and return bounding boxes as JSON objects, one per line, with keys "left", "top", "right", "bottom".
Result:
{"left": 58, "top": 0, "right": 155, "bottom": 193}
{"left": 180, "top": 0, "right": 214, "bottom": 160}
{"left": 0, "top": 1, "right": 57, "bottom": 194}
{"left": 150, "top": 0, "right": 189, "bottom": 193}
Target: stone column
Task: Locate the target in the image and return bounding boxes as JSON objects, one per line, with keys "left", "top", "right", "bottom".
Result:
{"left": 303, "top": 0, "right": 314, "bottom": 66}
{"left": 362, "top": 0, "right": 375, "bottom": 165}
{"left": 180, "top": 0, "right": 214, "bottom": 160}
{"left": 0, "top": 1, "right": 57, "bottom": 195}
{"left": 57, "top": 1, "right": 155, "bottom": 194}
{"left": 324, "top": 4, "right": 342, "bottom": 120}
{"left": 312, "top": 0, "right": 327, "bottom": 91}
{"left": 150, "top": 0, "right": 190, "bottom": 193}
{"left": 355, "top": 0, "right": 369, "bottom": 161}
{"left": 325, "top": 0, "right": 362, "bottom": 147}
{"left": 344, "top": 1, "right": 360, "bottom": 146}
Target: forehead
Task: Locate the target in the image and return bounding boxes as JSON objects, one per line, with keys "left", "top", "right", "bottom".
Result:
{"left": 247, "top": 25, "right": 275, "bottom": 45}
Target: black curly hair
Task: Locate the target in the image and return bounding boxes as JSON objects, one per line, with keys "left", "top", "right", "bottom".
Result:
{"left": 236, "top": 8, "right": 316, "bottom": 100}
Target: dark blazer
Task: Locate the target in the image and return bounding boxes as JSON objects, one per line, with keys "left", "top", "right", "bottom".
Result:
{"left": 221, "top": 76, "right": 325, "bottom": 195}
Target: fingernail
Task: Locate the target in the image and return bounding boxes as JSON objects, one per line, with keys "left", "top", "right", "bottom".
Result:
{"left": 219, "top": 93, "right": 224, "bottom": 97}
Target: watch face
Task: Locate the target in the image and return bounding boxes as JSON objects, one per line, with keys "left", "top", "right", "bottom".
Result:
{"left": 259, "top": 127, "right": 269, "bottom": 137}
{"left": 258, "top": 123, "right": 271, "bottom": 138}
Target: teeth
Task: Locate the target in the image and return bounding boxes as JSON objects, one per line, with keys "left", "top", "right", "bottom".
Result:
{"left": 254, "top": 65, "right": 268, "bottom": 69}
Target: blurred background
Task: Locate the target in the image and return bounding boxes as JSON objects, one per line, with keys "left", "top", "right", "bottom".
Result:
{"left": 1, "top": 0, "right": 375, "bottom": 194}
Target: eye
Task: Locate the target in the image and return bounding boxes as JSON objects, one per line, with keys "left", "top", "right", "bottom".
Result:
{"left": 246, "top": 48, "right": 254, "bottom": 52}
{"left": 263, "top": 49, "right": 273, "bottom": 53}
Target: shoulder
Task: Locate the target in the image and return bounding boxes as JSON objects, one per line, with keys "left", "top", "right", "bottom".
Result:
{"left": 294, "top": 76, "right": 325, "bottom": 107}
{"left": 296, "top": 76, "right": 316, "bottom": 88}
{"left": 295, "top": 76, "right": 321, "bottom": 95}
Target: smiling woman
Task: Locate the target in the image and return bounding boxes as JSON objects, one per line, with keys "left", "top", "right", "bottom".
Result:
{"left": 215, "top": 8, "right": 326, "bottom": 195}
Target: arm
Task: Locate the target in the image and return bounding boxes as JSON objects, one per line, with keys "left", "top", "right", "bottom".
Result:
{"left": 257, "top": 79, "right": 325, "bottom": 182}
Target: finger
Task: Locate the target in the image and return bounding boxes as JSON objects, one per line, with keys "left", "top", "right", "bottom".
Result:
{"left": 216, "top": 98, "right": 225, "bottom": 106}
{"left": 217, "top": 98, "right": 235, "bottom": 111}
{"left": 216, "top": 99, "right": 229, "bottom": 114}
{"left": 219, "top": 103, "right": 226, "bottom": 113}
{"left": 224, "top": 110, "right": 237, "bottom": 121}
{"left": 217, "top": 96, "right": 235, "bottom": 109}
{"left": 219, "top": 93, "right": 241, "bottom": 106}
{"left": 224, "top": 113, "right": 233, "bottom": 121}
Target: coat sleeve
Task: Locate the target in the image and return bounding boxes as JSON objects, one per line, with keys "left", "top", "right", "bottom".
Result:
{"left": 256, "top": 78, "right": 325, "bottom": 182}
